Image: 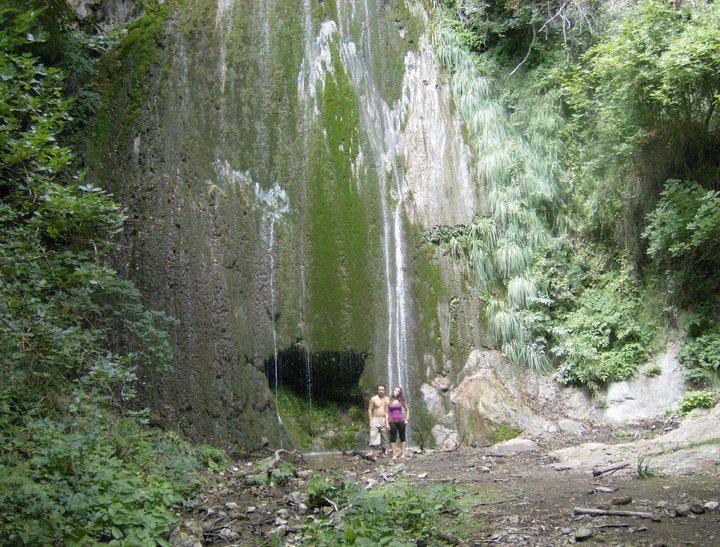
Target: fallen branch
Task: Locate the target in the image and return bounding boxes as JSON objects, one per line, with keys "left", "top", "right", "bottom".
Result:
{"left": 434, "top": 531, "right": 464, "bottom": 545}
{"left": 204, "top": 519, "right": 237, "bottom": 534}
{"left": 323, "top": 496, "right": 339, "bottom": 513}
{"left": 341, "top": 449, "right": 376, "bottom": 462}
{"left": 573, "top": 507, "right": 659, "bottom": 521}
{"left": 592, "top": 463, "right": 629, "bottom": 477}
{"left": 472, "top": 499, "right": 514, "bottom": 507}
{"left": 595, "top": 523, "right": 630, "bottom": 529}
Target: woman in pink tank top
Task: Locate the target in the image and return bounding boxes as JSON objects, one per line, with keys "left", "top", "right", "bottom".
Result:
{"left": 388, "top": 386, "right": 410, "bottom": 459}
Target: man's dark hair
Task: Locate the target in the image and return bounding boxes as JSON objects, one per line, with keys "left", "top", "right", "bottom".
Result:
{"left": 377, "top": 385, "right": 386, "bottom": 390}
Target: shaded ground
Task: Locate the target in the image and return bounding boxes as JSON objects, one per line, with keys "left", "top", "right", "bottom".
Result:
{"left": 173, "top": 420, "right": 720, "bottom": 545}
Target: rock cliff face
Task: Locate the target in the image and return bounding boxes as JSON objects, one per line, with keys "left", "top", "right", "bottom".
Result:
{"left": 88, "top": 0, "right": 487, "bottom": 448}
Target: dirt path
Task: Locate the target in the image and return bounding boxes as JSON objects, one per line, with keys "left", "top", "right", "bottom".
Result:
{"left": 173, "top": 429, "right": 720, "bottom": 546}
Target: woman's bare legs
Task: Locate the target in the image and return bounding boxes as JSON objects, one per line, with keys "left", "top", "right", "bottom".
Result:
{"left": 400, "top": 441, "right": 407, "bottom": 459}
{"left": 390, "top": 442, "right": 398, "bottom": 459}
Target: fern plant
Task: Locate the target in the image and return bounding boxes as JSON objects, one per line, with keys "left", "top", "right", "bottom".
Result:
{"left": 429, "top": 9, "right": 567, "bottom": 372}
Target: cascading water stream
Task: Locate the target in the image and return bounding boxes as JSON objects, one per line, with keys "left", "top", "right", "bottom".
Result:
{"left": 299, "top": 0, "right": 414, "bottom": 396}
{"left": 266, "top": 218, "right": 282, "bottom": 425}
{"left": 256, "top": 182, "right": 289, "bottom": 426}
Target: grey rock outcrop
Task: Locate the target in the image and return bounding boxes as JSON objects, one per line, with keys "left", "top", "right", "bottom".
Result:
{"left": 550, "top": 404, "right": 720, "bottom": 475}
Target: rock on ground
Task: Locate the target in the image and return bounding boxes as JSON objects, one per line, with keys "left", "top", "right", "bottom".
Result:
{"left": 487, "top": 438, "right": 539, "bottom": 457}
{"left": 550, "top": 404, "right": 720, "bottom": 475}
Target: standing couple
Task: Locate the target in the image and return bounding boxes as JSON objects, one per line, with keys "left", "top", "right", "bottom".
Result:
{"left": 367, "top": 385, "right": 410, "bottom": 459}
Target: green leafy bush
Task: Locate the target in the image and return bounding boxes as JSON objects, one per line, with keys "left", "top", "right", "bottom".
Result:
{"left": 0, "top": 6, "right": 223, "bottom": 544}
{"left": 679, "top": 324, "right": 720, "bottom": 387}
{"left": 301, "top": 481, "right": 465, "bottom": 545}
{"left": 305, "top": 474, "right": 337, "bottom": 509}
{"left": 677, "top": 391, "right": 716, "bottom": 417}
{"left": 554, "top": 274, "right": 658, "bottom": 392}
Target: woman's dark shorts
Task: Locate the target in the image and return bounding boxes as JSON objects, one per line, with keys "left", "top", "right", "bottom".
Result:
{"left": 389, "top": 420, "right": 406, "bottom": 443}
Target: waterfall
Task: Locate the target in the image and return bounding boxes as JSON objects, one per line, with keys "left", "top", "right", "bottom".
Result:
{"left": 256, "top": 182, "right": 290, "bottom": 424}
{"left": 299, "top": 1, "right": 414, "bottom": 395}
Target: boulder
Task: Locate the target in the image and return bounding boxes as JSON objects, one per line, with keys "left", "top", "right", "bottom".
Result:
{"left": 420, "top": 383, "right": 447, "bottom": 423}
{"left": 449, "top": 350, "right": 552, "bottom": 444}
{"left": 431, "top": 425, "right": 459, "bottom": 451}
{"left": 170, "top": 520, "right": 203, "bottom": 547}
{"left": 433, "top": 376, "right": 452, "bottom": 392}
{"left": 487, "top": 438, "right": 539, "bottom": 457}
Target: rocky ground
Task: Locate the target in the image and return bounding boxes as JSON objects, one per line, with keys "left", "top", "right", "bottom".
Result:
{"left": 172, "top": 407, "right": 720, "bottom": 546}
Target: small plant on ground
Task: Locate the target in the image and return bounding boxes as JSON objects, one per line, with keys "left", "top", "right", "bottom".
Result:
{"left": 305, "top": 474, "right": 337, "bottom": 509}
{"left": 636, "top": 456, "right": 657, "bottom": 479}
{"left": 246, "top": 457, "right": 296, "bottom": 487}
{"left": 676, "top": 391, "right": 716, "bottom": 417}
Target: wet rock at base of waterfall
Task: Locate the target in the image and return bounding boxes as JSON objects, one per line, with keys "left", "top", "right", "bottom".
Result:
{"left": 675, "top": 504, "right": 691, "bottom": 517}
{"left": 432, "top": 425, "right": 460, "bottom": 451}
{"left": 487, "top": 438, "right": 539, "bottom": 457}
{"left": 433, "top": 377, "right": 452, "bottom": 392}
{"left": 574, "top": 528, "right": 593, "bottom": 542}
{"left": 170, "top": 520, "right": 203, "bottom": 547}
{"left": 705, "top": 501, "right": 719, "bottom": 511}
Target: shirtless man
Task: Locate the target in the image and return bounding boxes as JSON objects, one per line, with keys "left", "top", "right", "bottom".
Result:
{"left": 367, "top": 385, "right": 389, "bottom": 458}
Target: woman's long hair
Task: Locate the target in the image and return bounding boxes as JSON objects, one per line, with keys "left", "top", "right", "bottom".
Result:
{"left": 391, "top": 386, "right": 405, "bottom": 404}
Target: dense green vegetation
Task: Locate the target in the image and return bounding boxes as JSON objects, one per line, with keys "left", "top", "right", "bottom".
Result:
{"left": 0, "top": 3, "right": 225, "bottom": 543}
{"left": 296, "top": 475, "right": 488, "bottom": 545}
{"left": 431, "top": 0, "right": 720, "bottom": 393}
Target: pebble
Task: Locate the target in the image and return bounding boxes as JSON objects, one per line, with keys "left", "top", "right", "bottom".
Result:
{"left": 479, "top": 466, "right": 491, "bottom": 473}
{"left": 417, "top": 473, "right": 428, "bottom": 479}
{"left": 612, "top": 496, "right": 632, "bottom": 506}
{"left": 224, "top": 502, "right": 238, "bottom": 510}
{"left": 705, "top": 501, "right": 719, "bottom": 511}
{"left": 288, "top": 492, "right": 308, "bottom": 506}
{"left": 675, "top": 504, "right": 691, "bottom": 517}
{"left": 218, "top": 528, "right": 239, "bottom": 541}
{"left": 575, "top": 527, "right": 593, "bottom": 542}
{"left": 246, "top": 506, "right": 256, "bottom": 513}
{"left": 277, "top": 508, "right": 289, "bottom": 518}
{"left": 690, "top": 503, "right": 705, "bottom": 514}
{"left": 553, "top": 464, "right": 572, "bottom": 471}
